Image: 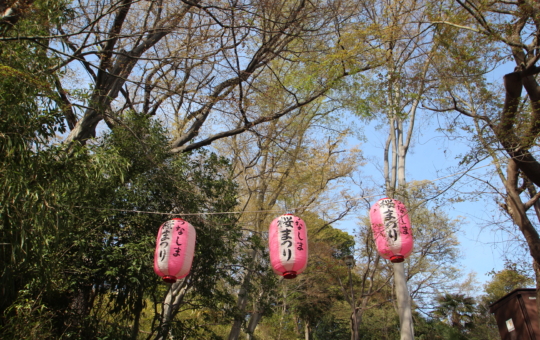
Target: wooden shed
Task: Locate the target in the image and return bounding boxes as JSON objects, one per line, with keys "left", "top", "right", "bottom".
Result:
{"left": 489, "top": 288, "right": 539, "bottom": 340}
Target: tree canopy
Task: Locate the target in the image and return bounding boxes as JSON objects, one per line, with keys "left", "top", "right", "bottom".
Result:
{"left": 3, "top": 0, "right": 540, "bottom": 339}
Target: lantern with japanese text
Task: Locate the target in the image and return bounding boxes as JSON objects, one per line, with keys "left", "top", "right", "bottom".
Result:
{"left": 154, "top": 218, "right": 196, "bottom": 283}
{"left": 268, "top": 214, "right": 308, "bottom": 279}
{"left": 369, "top": 198, "right": 413, "bottom": 263}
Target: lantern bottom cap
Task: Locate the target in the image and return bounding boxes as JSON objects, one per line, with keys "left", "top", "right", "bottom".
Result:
{"left": 283, "top": 271, "right": 297, "bottom": 279}
{"left": 390, "top": 255, "right": 405, "bottom": 263}
{"left": 162, "top": 275, "right": 177, "bottom": 283}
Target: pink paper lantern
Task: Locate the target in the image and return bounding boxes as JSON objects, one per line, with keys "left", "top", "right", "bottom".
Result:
{"left": 268, "top": 214, "right": 308, "bottom": 279}
{"left": 369, "top": 198, "right": 413, "bottom": 263}
{"left": 154, "top": 218, "right": 196, "bottom": 283}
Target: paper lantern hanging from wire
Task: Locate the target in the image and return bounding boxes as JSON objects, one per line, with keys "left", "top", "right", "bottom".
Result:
{"left": 268, "top": 214, "right": 308, "bottom": 279}
{"left": 154, "top": 218, "right": 196, "bottom": 283}
{"left": 369, "top": 198, "right": 413, "bottom": 263}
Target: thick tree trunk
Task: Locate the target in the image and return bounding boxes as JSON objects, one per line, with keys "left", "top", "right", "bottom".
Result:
{"left": 246, "top": 311, "right": 263, "bottom": 340}
{"left": 154, "top": 280, "right": 189, "bottom": 340}
{"left": 496, "top": 72, "right": 540, "bottom": 188}
{"left": 504, "top": 159, "right": 540, "bottom": 331}
{"left": 65, "top": 2, "right": 195, "bottom": 144}
{"left": 504, "top": 160, "right": 540, "bottom": 264}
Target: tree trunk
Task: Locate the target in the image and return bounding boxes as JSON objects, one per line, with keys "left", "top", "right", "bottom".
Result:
{"left": 246, "top": 311, "right": 263, "bottom": 340}
{"left": 304, "top": 320, "right": 311, "bottom": 340}
{"left": 67, "top": 284, "right": 92, "bottom": 333}
{"left": 351, "top": 308, "right": 360, "bottom": 340}
{"left": 393, "top": 262, "right": 414, "bottom": 340}
{"left": 228, "top": 250, "right": 257, "bottom": 340}
{"left": 534, "top": 260, "right": 540, "bottom": 333}
{"left": 154, "top": 280, "right": 189, "bottom": 340}
{"left": 130, "top": 288, "right": 144, "bottom": 340}
{"left": 504, "top": 159, "right": 540, "bottom": 331}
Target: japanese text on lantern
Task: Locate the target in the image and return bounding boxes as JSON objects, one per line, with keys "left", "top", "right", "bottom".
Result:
{"left": 398, "top": 204, "right": 409, "bottom": 235}
{"left": 380, "top": 199, "right": 399, "bottom": 243}
{"left": 296, "top": 218, "right": 304, "bottom": 251}
{"left": 158, "top": 220, "right": 174, "bottom": 262}
{"left": 278, "top": 216, "right": 294, "bottom": 261}
{"left": 173, "top": 221, "right": 185, "bottom": 257}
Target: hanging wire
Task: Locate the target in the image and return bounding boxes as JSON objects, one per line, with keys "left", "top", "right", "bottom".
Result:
{"left": 73, "top": 163, "right": 492, "bottom": 217}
